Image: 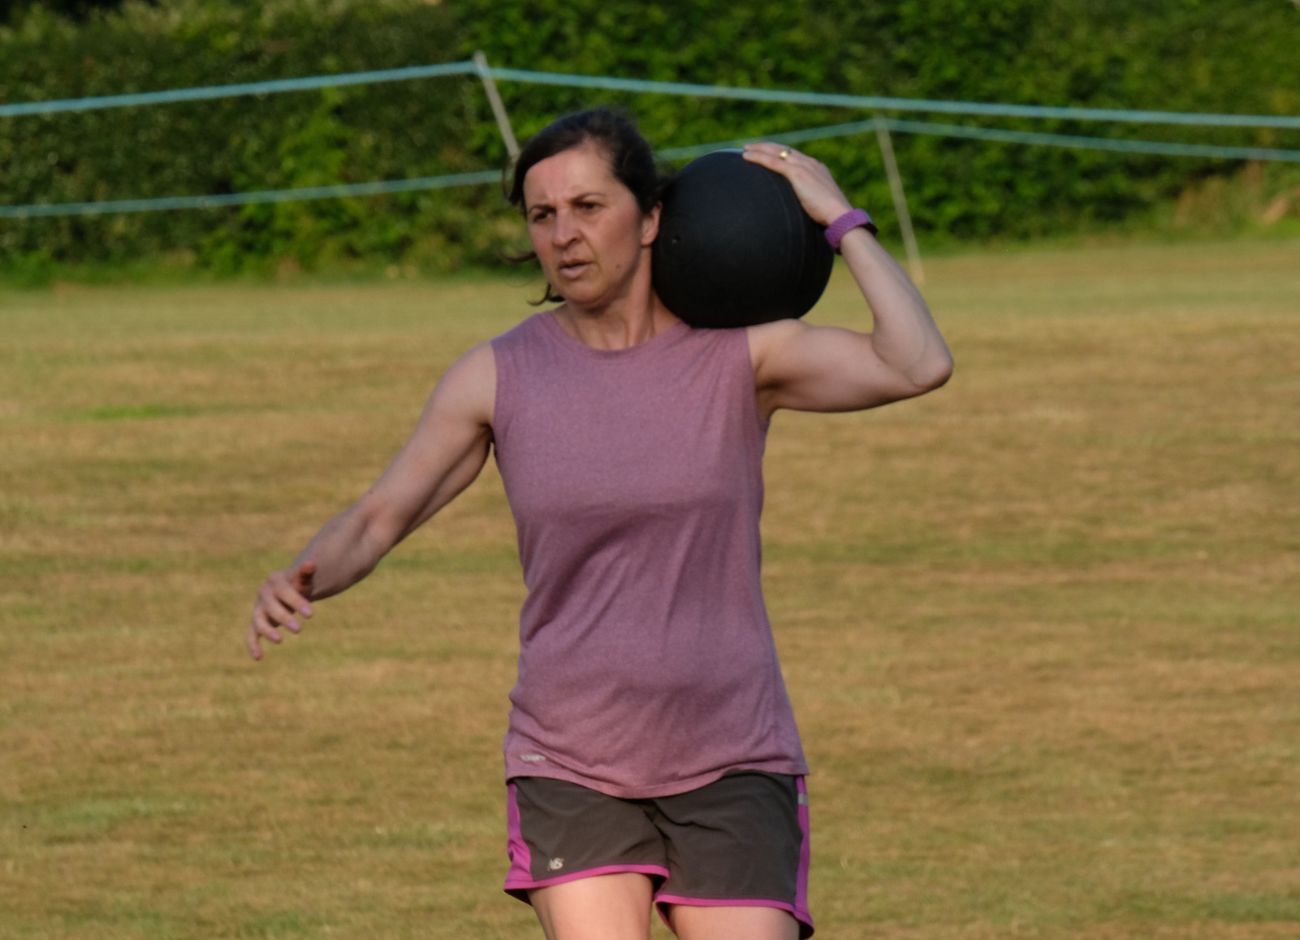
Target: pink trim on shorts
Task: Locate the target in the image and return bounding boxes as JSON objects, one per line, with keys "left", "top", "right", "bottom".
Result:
{"left": 504, "top": 783, "right": 532, "bottom": 874}
{"left": 652, "top": 776, "right": 815, "bottom": 938}
{"left": 654, "top": 897, "right": 813, "bottom": 938}
{"left": 504, "top": 783, "right": 672, "bottom": 897}
{"left": 656, "top": 895, "right": 800, "bottom": 913}
{"left": 505, "top": 864, "right": 671, "bottom": 897}
{"left": 795, "top": 776, "right": 812, "bottom": 924}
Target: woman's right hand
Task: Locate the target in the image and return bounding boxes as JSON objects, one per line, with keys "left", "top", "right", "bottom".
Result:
{"left": 247, "top": 560, "right": 316, "bottom": 661}
{"left": 241, "top": 340, "right": 497, "bottom": 665}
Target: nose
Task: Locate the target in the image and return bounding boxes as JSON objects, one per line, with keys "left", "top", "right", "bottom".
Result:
{"left": 550, "top": 209, "right": 578, "bottom": 247}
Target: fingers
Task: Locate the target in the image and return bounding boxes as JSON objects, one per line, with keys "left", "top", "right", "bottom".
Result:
{"left": 742, "top": 141, "right": 819, "bottom": 176}
{"left": 247, "top": 608, "right": 283, "bottom": 661}
{"left": 267, "top": 575, "right": 311, "bottom": 628}
{"left": 246, "top": 601, "right": 295, "bottom": 661}
{"left": 742, "top": 143, "right": 852, "bottom": 225}
{"left": 247, "top": 565, "right": 316, "bottom": 661}
{"left": 742, "top": 141, "right": 799, "bottom": 165}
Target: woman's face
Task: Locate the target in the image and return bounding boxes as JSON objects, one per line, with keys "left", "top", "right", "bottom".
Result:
{"left": 522, "top": 142, "right": 660, "bottom": 310}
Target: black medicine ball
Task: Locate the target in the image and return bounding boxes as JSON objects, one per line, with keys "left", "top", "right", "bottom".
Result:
{"left": 652, "top": 149, "right": 834, "bottom": 329}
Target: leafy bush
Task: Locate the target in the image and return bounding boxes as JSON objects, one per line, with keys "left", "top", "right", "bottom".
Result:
{"left": 457, "top": 0, "right": 1300, "bottom": 243}
{"left": 1, "top": 0, "right": 1296, "bottom": 279}
{"left": 0, "top": 0, "right": 498, "bottom": 275}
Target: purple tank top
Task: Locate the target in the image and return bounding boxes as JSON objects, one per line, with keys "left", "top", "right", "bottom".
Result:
{"left": 490, "top": 311, "right": 807, "bottom": 798}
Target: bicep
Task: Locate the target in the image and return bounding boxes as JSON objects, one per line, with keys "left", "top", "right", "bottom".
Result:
{"left": 361, "top": 343, "right": 496, "bottom": 546}
{"left": 750, "top": 319, "right": 929, "bottom": 416}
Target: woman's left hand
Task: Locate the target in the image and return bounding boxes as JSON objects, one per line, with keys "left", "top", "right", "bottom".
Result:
{"left": 742, "top": 143, "right": 853, "bottom": 226}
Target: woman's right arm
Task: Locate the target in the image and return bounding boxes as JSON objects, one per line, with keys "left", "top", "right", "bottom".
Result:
{"left": 246, "top": 341, "right": 496, "bottom": 661}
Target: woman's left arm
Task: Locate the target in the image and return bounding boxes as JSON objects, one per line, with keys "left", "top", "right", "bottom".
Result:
{"left": 742, "top": 143, "right": 954, "bottom": 417}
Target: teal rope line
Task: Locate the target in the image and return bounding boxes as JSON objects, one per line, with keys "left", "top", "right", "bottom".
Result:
{"left": 882, "top": 117, "right": 1300, "bottom": 162}
{"left": 0, "top": 170, "right": 501, "bottom": 219}
{"left": 656, "top": 117, "right": 1300, "bottom": 163}
{"left": 484, "top": 66, "right": 1300, "bottom": 131}
{"left": 654, "top": 124, "right": 878, "bottom": 161}
{"left": 0, "top": 61, "right": 477, "bottom": 117}
{"left": 5, "top": 119, "right": 1298, "bottom": 219}
{"left": 4, "top": 60, "right": 1298, "bottom": 131}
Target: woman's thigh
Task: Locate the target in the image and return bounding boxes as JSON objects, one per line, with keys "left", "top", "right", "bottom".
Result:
{"left": 650, "top": 773, "right": 813, "bottom": 937}
{"left": 530, "top": 872, "right": 655, "bottom": 940}
{"left": 668, "top": 903, "right": 799, "bottom": 940}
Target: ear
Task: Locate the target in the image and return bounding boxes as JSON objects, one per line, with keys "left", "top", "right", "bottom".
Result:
{"left": 640, "top": 202, "right": 661, "bottom": 247}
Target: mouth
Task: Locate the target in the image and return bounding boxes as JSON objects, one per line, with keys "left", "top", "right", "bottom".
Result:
{"left": 558, "top": 260, "right": 592, "bottom": 278}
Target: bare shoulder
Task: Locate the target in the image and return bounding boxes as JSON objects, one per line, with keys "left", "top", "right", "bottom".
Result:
{"left": 745, "top": 318, "right": 808, "bottom": 378}
{"left": 425, "top": 340, "right": 496, "bottom": 428}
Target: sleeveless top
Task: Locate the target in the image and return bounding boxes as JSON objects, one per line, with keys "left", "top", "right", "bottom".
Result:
{"left": 489, "top": 311, "right": 808, "bottom": 798}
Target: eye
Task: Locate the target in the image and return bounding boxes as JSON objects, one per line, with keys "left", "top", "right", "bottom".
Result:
{"left": 577, "top": 201, "right": 600, "bottom": 213}
{"left": 528, "top": 208, "right": 552, "bottom": 224}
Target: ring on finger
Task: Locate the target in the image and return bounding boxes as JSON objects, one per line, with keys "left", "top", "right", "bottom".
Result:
{"left": 779, "top": 148, "right": 791, "bottom": 160}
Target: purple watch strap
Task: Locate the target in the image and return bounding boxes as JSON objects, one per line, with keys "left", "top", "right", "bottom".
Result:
{"left": 824, "top": 208, "right": 877, "bottom": 251}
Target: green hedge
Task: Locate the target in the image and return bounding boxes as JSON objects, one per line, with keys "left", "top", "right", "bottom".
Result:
{"left": 458, "top": 0, "right": 1300, "bottom": 241}
{"left": 0, "top": 0, "right": 501, "bottom": 277}
{"left": 1, "top": 0, "right": 1297, "bottom": 279}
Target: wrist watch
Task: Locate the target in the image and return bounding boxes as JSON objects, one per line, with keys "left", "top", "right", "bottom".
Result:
{"left": 824, "top": 208, "right": 877, "bottom": 252}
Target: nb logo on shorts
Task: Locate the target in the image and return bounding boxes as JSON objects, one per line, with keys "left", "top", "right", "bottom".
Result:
{"left": 547, "top": 857, "right": 565, "bottom": 871}
{"left": 520, "top": 753, "right": 548, "bottom": 763}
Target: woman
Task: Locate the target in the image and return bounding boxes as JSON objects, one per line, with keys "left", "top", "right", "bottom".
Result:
{"left": 247, "top": 108, "right": 952, "bottom": 940}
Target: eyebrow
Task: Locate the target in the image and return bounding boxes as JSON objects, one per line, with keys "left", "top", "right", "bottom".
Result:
{"left": 526, "top": 191, "right": 608, "bottom": 212}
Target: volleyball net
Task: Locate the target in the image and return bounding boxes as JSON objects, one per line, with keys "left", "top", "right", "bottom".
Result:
{"left": 5, "top": 56, "right": 1300, "bottom": 281}
{"left": 4, "top": 56, "right": 1299, "bottom": 222}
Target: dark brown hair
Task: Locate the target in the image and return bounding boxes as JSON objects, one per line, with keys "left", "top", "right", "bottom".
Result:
{"left": 507, "top": 108, "right": 660, "bottom": 303}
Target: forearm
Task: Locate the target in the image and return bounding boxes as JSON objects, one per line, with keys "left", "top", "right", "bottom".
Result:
{"left": 841, "top": 228, "right": 953, "bottom": 388}
{"left": 289, "top": 500, "right": 391, "bottom": 601}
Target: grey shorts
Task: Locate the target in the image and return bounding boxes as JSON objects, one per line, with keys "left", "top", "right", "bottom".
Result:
{"left": 503, "top": 771, "right": 813, "bottom": 938}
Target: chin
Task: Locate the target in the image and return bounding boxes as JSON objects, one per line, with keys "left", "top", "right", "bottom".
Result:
{"left": 558, "top": 286, "right": 607, "bottom": 309}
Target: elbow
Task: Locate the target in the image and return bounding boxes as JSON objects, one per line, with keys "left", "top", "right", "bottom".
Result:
{"left": 909, "top": 350, "right": 954, "bottom": 395}
{"left": 929, "top": 352, "right": 955, "bottom": 390}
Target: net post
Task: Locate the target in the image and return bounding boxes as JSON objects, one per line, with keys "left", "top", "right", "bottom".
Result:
{"left": 473, "top": 51, "right": 520, "bottom": 161}
{"left": 873, "top": 113, "right": 925, "bottom": 286}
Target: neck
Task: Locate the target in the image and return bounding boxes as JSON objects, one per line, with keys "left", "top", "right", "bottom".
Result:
{"left": 556, "top": 255, "right": 678, "bottom": 350}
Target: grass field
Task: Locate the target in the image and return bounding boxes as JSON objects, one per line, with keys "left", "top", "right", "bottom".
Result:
{"left": 1, "top": 238, "right": 1297, "bottom": 939}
